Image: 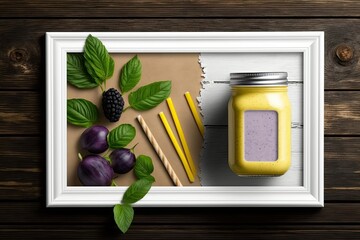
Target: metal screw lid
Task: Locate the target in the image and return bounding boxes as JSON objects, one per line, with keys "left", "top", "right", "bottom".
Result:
{"left": 230, "top": 72, "right": 288, "bottom": 86}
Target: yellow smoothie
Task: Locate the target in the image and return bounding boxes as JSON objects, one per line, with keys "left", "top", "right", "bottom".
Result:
{"left": 228, "top": 73, "right": 291, "bottom": 176}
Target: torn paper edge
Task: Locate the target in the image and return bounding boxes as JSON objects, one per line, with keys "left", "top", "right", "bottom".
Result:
{"left": 198, "top": 53, "right": 207, "bottom": 186}
{"left": 197, "top": 53, "right": 210, "bottom": 118}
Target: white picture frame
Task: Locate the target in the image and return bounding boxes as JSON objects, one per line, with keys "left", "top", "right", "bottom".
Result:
{"left": 46, "top": 32, "right": 324, "bottom": 207}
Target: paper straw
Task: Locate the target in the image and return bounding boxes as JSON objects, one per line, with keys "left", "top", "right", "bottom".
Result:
{"left": 159, "top": 112, "right": 195, "bottom": 182}
{"left": 184, "top": 91, "right": 204, "bottom": 137}
{"left": 166, "top": 98, "right": 197, "bottom": 176}
{"left": 136, "top": 115, "right": 183, "bottom": 187}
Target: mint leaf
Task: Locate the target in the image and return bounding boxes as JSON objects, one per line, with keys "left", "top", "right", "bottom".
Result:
{"left": 67, "top": 98, "right": 98, "bottom": 127}
{"left": 143, "top": 175, "right": 155, "bottom": 183}
{"left": 122, "top": 178, "right": 154, "bottom": 204}
{"left": 120, "top": 55, "right": 142, "bottom": 93}
{"left": 108, "top": 124, "right": 136, "bottom": 149}
{"left": 113, "top": 204, "right": 134, "bottom": 233}
{"left": 134, "top": 155, "right": 154, "bottom": 179}
{"left": 128, "top": 81, "right": 171, "bottom": 111}
{"left": 84, "top": 34, "right": 114, "bottom": 85}
{"left": 67, "top": 53, "right": 98, "bottom": 89}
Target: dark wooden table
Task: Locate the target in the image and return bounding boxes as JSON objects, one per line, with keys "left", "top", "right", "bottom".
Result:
{"left": 1, "top": 1, "right": 360, "bottom": 239}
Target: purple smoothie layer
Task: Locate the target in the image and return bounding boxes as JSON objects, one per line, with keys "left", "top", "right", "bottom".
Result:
{"left": 244, "top": 110, "right": 278, "bottom": 161}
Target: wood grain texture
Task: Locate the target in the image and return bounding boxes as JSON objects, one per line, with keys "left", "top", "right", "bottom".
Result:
{"left": 1, "top": 19, "right": 360, "bottom": 90}
{"left": 1, "top": 202, "right": 359, "bottom": 225}
{"left": 0, "top": 137, "right": 43, "bottom": 199}
{"left": 1, "top": 225, "right": 360, "bottom": 240}
{"left": 325, "top": 92, "right": 360, "bottom": 135}
{"left": 0, "top": 0, "right": 360, "bottom": 18}
{"left": 325, "top": 137, "right": 360, "bottom": 200}
{"left": 0, "top": 92, "right": 43, "bottom": 134}
{"left": 0, "top": 1, "right": 359, "bottom": 238}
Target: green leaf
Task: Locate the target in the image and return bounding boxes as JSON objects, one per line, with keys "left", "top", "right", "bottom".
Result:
{"left": 143, "top": 175, "right": 155, "bottom": 183}
{"left": 134, "top": 155, "right": 154, "bottom": 179}
{"left": 67, "top": 99, "right": 98, "bottom": 127}
{"left": 128, "top": 81, "right": 171, "bottom": 111}
{"left": 113, "top": 204, "right": 134, "bottom": 233}
{"left": 119, "top": 55, "right": 142, "bottom": 93}
{"left": 108, "top": 124, "right": 136, "bottom": 149}
{"left": 84, "top": 34, "right": 114, "bottom": 85}
{"left": 67, "top": 53, "right": 98, "bottom": 89}
{"left": 122, "top": 178, "right": 154, "bottom": 204}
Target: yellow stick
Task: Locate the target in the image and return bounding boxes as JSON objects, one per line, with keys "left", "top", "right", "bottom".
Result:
{"left": 136, "top": 115, "right": 183, "bottom": 187}
{"left": 159, "top": 112, "right": 195, "bottom": 182}
{"left": 166, "top": 97, "right": 197, "bottom": 176}
{"left": 184, "top": 91, "right": 204, "bottom": 137}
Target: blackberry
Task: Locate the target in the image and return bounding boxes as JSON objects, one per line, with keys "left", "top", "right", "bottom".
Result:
{"left": 102, "top": 88, "right": 124, "bottom": 122}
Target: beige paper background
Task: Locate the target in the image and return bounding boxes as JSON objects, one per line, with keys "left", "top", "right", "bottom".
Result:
{"left": 67, "top": 53, "right": 203, "bottom": 186}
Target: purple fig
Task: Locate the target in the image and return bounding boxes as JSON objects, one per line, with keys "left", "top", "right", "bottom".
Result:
{"left": 110, "top": 148, "right": 136, "bottom": 174}
{"left": 80, "top": 125, "right": 109, "bottom": 153}
{"left": 78, "top": 155, "right": 114, "bottom": 186}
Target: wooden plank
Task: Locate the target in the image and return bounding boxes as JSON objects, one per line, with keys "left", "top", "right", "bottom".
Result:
{"left": 200, "top": 90, "right": 359, "bottom": 136}
{"left": 0, "top": 92, "right": 42, "bottom": 134}
{"left": 1, "top": 0, "right": 360, "bottom": 18}
{"left": 199, "top": 82, "right": 302, "bottom": 125}
{"left": 0, "top": 137, "right": 42, "bottom": 168}
{"left": 0, "top": 91, "right": 357, "bottom": 135}
{"left": 1, "top": 19, "right": 360, "bottom": 90}
{"left": 199, "top": 53, "right": 303, "bottom": 82}
{"left": 0, "top": 90, "right": 357, "bottom": 196}
{"left": 200, "top": 127, "right": 303, "bottom": 186}
{"left": 0, "top": 137, "right": 42, "bottom": 199}
{"left": 325, "top": 91, "right": 360, "bottom": 135}
{"left": 325, "top": 137, "right": 360, "bottom": 201}
{"left": 0, "top": 224, "right": 360, "bottom": 240}
{"left": 0, "top": 202, "right": 360, "bottom": 224}
{"left": 0, "top": 136, "right": 358, "bottom": 200}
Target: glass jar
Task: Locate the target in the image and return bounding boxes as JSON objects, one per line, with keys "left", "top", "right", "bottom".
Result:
{"left": 228, "top": 72, "right": 291, "bottom": 176}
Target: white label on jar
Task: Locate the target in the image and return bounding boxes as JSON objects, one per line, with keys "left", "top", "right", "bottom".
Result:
{"left": 244, "top": 110, "right": 278, "bottom": 161}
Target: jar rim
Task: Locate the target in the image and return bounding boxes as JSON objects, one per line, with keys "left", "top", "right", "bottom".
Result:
{"left": 230, "top": 72, "right": 288, "bottom": 86}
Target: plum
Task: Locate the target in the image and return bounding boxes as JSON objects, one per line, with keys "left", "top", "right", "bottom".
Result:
{"left": 80, "top": 125, "right": 109, "bottom": 153}
{"left": 110, "top": 148, "right": 136, "bottom": 174}
{"left": 77, "top": 155, "right": 114, "bottom": 186}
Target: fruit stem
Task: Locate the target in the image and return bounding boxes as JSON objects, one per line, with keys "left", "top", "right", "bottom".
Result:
{"left": 122, "top": 106, "right": 131, "bottom": 113}
{"left": 99, "top": 84, "right": 104, "bottom": 93}
{"left": 104, "top": 156, "right": 112, "bottom": 164}
{"left": 78, "top": 153, "right": 83, "bottom": 161}
{"left": 102, "top": 149, "right": 111, "bottom": 158}
{"left": 111, "top": 180, "right": 117, "bottom": 186}
{"left": 130, "top": 143, "right": 139, "bottom": 153}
